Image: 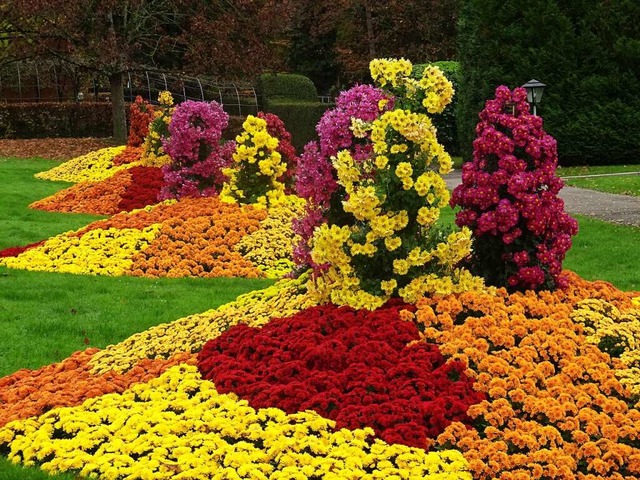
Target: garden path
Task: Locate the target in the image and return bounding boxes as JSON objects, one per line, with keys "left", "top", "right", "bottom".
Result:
{"left": 444, "top": 171, "right": 640, "bottom": 227}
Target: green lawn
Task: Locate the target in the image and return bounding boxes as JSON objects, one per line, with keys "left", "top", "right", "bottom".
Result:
{"left": 557, "top": 164, "right": 640, "bottom": 177}
{"left": 557, "top": 164, "right": 640, "bottom": 196}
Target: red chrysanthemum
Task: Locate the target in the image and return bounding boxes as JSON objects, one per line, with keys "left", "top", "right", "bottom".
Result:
{"left": 198, "top": 300, "right": 484, "bottom": 449}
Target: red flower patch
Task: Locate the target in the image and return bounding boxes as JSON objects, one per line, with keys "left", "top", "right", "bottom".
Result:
{"left": 197, "top": 300, "right": 484, "bottom": 449}
{"left": 117, "top": 166, "right": 165, "bottom": 211}
{"left": 0, "top": 240, "right": 46, "bottom": 258}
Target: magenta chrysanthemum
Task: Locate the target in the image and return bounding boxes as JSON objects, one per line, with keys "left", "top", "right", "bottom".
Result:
{"left": 451, "top": 86, "right": 578, "bottom": 291}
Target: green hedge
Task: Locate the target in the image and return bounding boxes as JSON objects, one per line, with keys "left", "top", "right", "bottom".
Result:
{"left": 262, "top": 99, "right": 330, "bottom": 150}
{"left": 257, "top": 73, "right": 330, "bottom": 150}
{"left": 412, "top": 61, "right": 461, "bottom": 156}
{"left": 0, "top": 102, "right": 114, "bottom": 138}
{"left": 257, "top": 73, "right": 319, "bottom": 102}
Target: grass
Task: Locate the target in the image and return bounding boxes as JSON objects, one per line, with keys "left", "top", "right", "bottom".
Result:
{"left": 0, "top": 158, "right": 109, "bottom": 250}
{"left": 0, "top": 268, "right": 273, "bottom": 377}
{"left": 557, "top": 164, "right": 640, "bottom": 177}
{"left": 564, "top": 215, "right": 640, "bottom": 291}
{"left": 0, "top": 156, "right": 639, "bottom": 478}
{"left": 557, "top": 164, "right": 640, "bottom": 196}
{"left": 563, "top": 175, "right": 640, "bottom": 196}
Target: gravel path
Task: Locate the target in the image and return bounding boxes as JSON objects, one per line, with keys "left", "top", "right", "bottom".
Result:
{"left": 444, "top": 171, "right": 640, "bottom": 227}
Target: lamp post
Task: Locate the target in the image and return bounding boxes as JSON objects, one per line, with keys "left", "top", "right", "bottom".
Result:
{"left": 522, "top": 79, "right": 546, "bottom": 116}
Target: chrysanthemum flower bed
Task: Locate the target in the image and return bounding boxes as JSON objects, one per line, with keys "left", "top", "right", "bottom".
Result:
{"left": 1, "top": 196, "right": 302, "bottom": 279}
{"left": 30, "top": 166, "right": 165, "bottom": 215}
{"left": 1, "top": 274, "right": 640, "bottom": 479}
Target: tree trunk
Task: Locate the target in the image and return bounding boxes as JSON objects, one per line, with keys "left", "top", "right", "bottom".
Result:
{"left": 364, "top": 0, "right": 376, "bottom": 59}
{"left": 109, "top": 72, "right": 127, "bottom": 144}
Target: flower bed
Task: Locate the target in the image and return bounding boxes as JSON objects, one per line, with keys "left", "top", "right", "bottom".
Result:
{"left": 3, "top": 60, "right": 640, "bottom": 480}
{"left": 29, "top": 166, "right": 165, "bottom": 215}
{"left": 1, "top": 274, "right": 639, "bottom": 479}
{"left": 197, "top": 300, "right": 484, "bottom": 449}
{"left": 34, "top": 146, "right": 139, "bottom": 183}
{"left": 5, "top": 189, "right": 304, "bottom": 279}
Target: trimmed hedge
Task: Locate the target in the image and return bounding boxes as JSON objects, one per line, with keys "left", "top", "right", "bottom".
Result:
{"left": 261, "top": 100, "right": 329, "bottom": 150}
{"left": 258, "top": 73, "right": 331, "bottom": 150}
{"left": 257, "top": 73, "right": 319, "bottom": 102}
{"left": 412, "top": 61, "right": 460, "bottom": 156}
{"left": 0, "top": 102, "right": 114, "bottom": 138}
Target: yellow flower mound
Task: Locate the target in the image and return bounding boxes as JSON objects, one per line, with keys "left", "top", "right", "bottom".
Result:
{"left": 140, "top": 90, "right": 174, "bottom": 167}
{"left": 572, "top": 298, "right": 640, "bottom": 398}
{"left": 236, "top": 195, "right": 306, "bottom": 279}
{"left": 34, "top": 146, "right": 140, "bottom": 183}
{"left": 89, "top": 275, "right": 315, "bottom": 375}
{"left": 1, "top": 225, "right": 161, "bottom": 276}
{"left": 221, "top": 115, "right": 288, "bottom": 206}
{"left": 0, "top": 365, "right": 471, "bottom": 480}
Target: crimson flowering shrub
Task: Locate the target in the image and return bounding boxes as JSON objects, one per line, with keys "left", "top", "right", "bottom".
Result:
{"left": 256, "top": 112, "right": 298, "bottom": 192}
{"left": 197, "top": 300, "right": 484, "bottom": 449}
{"left": 127, "top": 96, "right": 155, "bottom": 148}
{"left": 116, "top": 166, "right": 165, "bottom": 211}
{"left": 293, "top": 85, "right": 393, "bottom": 267}
{"left": 451, "top": 86, "right": 578, "bottom": 291}
{"left": 160, "top": 100, "right": 235, "bottom": 200}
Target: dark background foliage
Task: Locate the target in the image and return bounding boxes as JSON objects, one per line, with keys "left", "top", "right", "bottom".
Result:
{"left": 456, "top": 0, "right": 640, "bottom": 165}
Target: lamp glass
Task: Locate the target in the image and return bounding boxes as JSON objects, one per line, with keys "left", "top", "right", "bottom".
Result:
{"left": 522, "top": 79, "right": 546, "bottom": 105}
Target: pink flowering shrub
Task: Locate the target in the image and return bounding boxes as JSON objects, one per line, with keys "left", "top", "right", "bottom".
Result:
{"left": 450, "top": 86, "right": 578, "bottom": 291}
{"left": 293, "top": 85, "right": 393, "bottom": 267}
{"left": 160, "top": 100, "right": 235, "bottom": 199}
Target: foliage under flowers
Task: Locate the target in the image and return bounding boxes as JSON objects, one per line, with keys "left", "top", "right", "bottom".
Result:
{"left": 140, "top": 91, "right": 174, "bottom": 167}
{"left": 451, "top": 86, "right": 578, "bottom": 291}
{"left": 198, "top": 300, "right": 484, "bottom": 449}
{"left": 308, "top": 58, "right": 484, "bottom": 310}
{"left": 221, "top": 115, "right": 287, "bottom": 206}
{"left": 29, "top": 166, "right": 164, "bottom": 215}
{"left": 0, "top": 365, "right": 471, "bottom": 480}
{"left": 160, "top": 100, "right": 235, "bottom": 200}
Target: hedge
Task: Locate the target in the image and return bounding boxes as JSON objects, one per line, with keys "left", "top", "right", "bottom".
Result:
{"left": 261, "top": 99, "right": 330, "bottom": 150}
{"left": 257, "top": 73, "right": 319, "bottom": 102}
{"left": 456, "top": 0, "right": 640, "bottom": 165}
{"left": 257, "top": 73, "right": 331, "bottom": 150}
{"left": 0, "top": 102, "right": 114, "bottom": 138}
